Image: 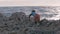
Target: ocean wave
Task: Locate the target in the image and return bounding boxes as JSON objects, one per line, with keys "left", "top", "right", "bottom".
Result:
{"left": 0, "top": 6, "right": 60, "bottom": 20}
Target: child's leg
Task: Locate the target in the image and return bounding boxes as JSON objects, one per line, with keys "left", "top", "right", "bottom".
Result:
{"left": 34, "top": 14, "right": 40, "bottom": 24}
{"left": 35, "top": 21, "right": 37, "bottom": 24}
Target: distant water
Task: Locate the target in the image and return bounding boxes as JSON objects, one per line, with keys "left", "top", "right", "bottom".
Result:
{"left": 0, "top": 6, "right": 60, "bottom": 20}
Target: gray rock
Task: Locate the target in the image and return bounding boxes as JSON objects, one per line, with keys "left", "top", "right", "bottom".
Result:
{"left": 0, "top": 12, "right": 59, "bottom": 34}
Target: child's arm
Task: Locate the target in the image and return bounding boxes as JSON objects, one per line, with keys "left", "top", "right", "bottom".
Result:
{"left": 29, "top": 14, "right": 32, "bottom": 21}
{"left": 29, "top": 14, "right": 32, "bottom": 18}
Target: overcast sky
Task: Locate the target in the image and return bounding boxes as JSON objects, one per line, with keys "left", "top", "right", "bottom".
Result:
{"left": 0, "top": 0, "right": 60, "bottom": 6}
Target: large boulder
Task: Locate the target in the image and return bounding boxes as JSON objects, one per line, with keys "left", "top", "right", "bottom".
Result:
{"left": 40, "top": 19, "right": 49, "bottom": 26}
{"left": 9, "top": 12, "right": 26, "bottom": 22}
{"left": 9, "top": 12, "right": 35, "bottom": 26}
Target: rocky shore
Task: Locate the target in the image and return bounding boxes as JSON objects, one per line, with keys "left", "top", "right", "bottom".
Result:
{"left": 0, "top": 12, "right": 59, "bottom": 34}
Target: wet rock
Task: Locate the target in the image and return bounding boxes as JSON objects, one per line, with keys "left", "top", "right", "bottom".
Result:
{"left": 56, "top": 31, "right": 60, "bottom": 34}
{"left": 40, "top": 19, "right": 49, "bottom": 26}
{"left": 0, "top": 12, "right": 59, "bottom": 34}
{"left": 9, "top": 31, "right": 17, "bottom": 34}
{"left": 10, "top": 12, "right": 26, "bottom": 21}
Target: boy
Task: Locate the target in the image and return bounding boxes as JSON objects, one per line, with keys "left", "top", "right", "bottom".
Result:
{"left": 29, "top": 10, "right": 40, "bottom": 24}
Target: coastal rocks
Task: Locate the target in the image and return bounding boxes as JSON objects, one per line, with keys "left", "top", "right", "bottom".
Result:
{"left": 9, "top": 12, "right": 26, "bottom": 21}
{"left": 0, "top": 12, "right": 59, "bottom": 34}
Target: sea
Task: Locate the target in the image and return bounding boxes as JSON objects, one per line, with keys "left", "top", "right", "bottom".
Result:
{"left": 0, "top": 6, "right": 60, "bottom": 20}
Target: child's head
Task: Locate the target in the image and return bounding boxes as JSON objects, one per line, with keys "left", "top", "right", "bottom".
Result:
{"left": 32, "top": 10, "right": 35, "bottom": 12}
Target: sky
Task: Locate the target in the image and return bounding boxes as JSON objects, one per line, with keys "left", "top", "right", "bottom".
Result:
{"left": 0, "top": 0, "right": 60, "bottom": 6}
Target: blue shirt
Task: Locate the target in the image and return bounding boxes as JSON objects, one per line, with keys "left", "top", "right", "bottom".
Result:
{"left": 31, "top": 12, "right": 36, "bottom": 16}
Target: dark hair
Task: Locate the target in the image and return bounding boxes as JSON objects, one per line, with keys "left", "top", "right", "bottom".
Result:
{"left": 32, "top": 10, "right": 35, "bottom": 12}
